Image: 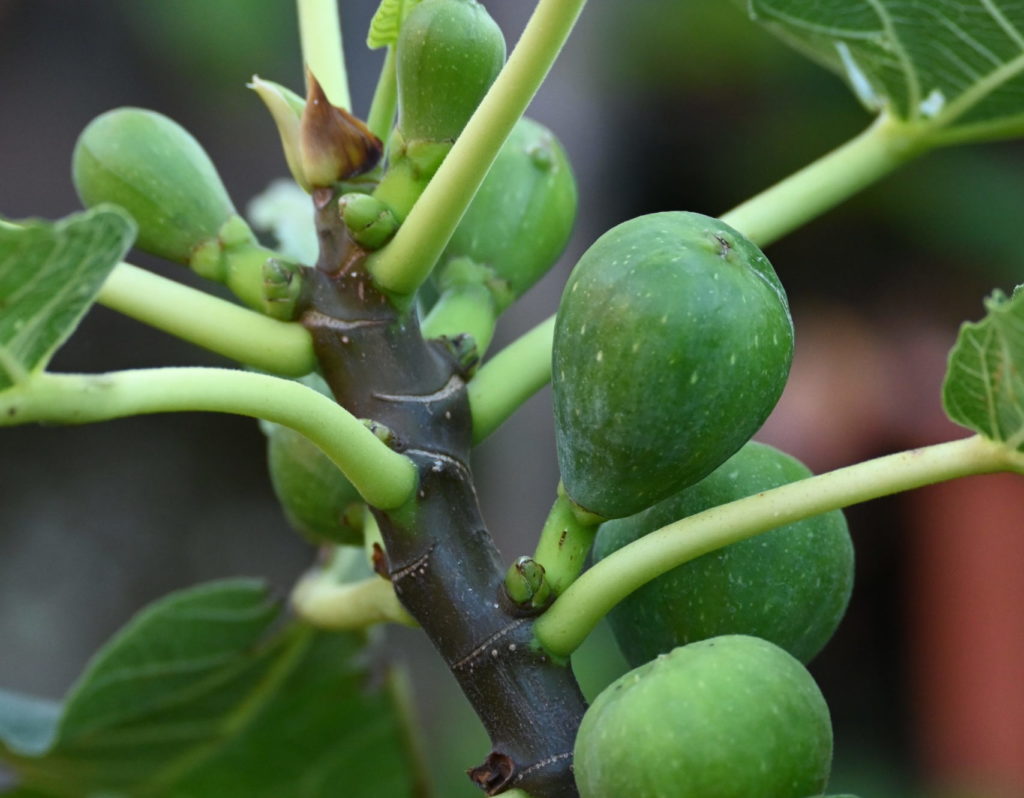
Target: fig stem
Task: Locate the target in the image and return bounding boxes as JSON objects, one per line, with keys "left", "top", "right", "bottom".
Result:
{"left": 296, "top": 0, "right": 351, "bottom": 111}
{"left": 367, "top": 0, "right": 588, "bottom": 299}
{"left": 532, "top": 488, "right": 601, "bottom": 596}
{"left": 720, "top": 111, "right": 927, "bottom": 248}
{"left": 466, "top": 315, "right": 555, "bottom": 443}
{"left": 0, "top": 368, "right": 418, "bottom": 510}
{"left": 97, "top": 263, "right": 317, "bottom": 377}
{"left": 366, "top": 45, "right": 398, "bottom": 142}
{"left": 534, "top": 435, "right": 1022, "bottom": 657}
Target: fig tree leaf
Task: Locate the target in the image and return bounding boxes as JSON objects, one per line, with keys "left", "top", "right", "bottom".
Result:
{"left": 0, "top": 207, "right": 135, "bottom": 391}
{"left": 0, "top": 693, "right": 59, "bottom": 758}
{"left": 367, "top": 0, "right": 422, "bottom": 48}
{"left": 0, "top": 579, "right": 424, "bottom": 797}
{"left": 247, "top": 179, "right": 319, "bottom": 264}
{"left": 943, "top": 286, "right": 1024, "bottom": 449}
{"left": 742, "top": 0, "right": 1024, "bottom": 144}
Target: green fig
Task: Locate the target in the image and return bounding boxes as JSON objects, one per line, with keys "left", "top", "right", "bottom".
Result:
{"left": 433, "top": 116, "right": 577, "bottom": 311}
{"left": 72, "top": 108, "right": 235, "bottom": 264}
{"left": 595, "top": 441, "right": 854, "bottom": 667}
{"left": 372, "top": 0, "right": 505, "bottom": 221}
{"left": 262, "top": 375, "right": 363, "bottom": 545}
{"left": 552, "top": 211, "right": 794, "bottom": 519}
{"left": 573, "top": 635, "right": 833, "bottom": 798}
{"left": 395, "top": 0, "right": 505, "bottom": 144}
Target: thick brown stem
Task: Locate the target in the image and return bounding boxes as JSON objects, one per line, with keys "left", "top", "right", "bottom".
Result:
{"left": 299, "top": 194, "right": 585, "bottom": 797}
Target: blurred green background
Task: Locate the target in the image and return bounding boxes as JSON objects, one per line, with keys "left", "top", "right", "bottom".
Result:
{"left": 2, "top": 1, "right": 1023, "bottom": 796}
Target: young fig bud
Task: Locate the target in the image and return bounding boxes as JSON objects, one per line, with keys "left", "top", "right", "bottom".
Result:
{"left": 339, "top": 192, "right": 398, "bottom": 250}
{"left": 251, "top": 73, "right": 383, "bottom": 192}
{"left": 72, "top": 108, "right": 234, "bottom": 263}
{"left": 299, "top": 72, "right": 383, "bottom": 189}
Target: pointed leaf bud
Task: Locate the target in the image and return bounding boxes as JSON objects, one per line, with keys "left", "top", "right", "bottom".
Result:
{"left": 300, "top": 71, "right": 383, "bottom": 189}
{"left": 249, "top": 75, "right": 310, "bottom": 192}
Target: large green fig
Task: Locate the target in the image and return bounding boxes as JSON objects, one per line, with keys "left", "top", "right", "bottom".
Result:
{"left": 595, "top": 441, "right": 854, "bottom": 667}
{"left": 553, "top": 211, "right": 793, "bottom": 519}
{"left": 432, "top": 116, "right": 577, "bottom": 312}
{"left": 395, "top": 0, "right": 505, "bottom": 144}
{"left": 573, "top": 635, "right": 833, "bottom": 798}
{"left": 72, "top": 108, "right": 235, "bottom": 264}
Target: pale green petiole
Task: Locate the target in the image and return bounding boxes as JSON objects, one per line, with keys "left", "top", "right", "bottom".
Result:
{"left": 98, "top": 263, "right": 316, "bottom": 377}
{"left": 463, "top": 111, "right": 937, "bottom": 435}
{"left": 296, "top": 0, "right": 351, "bottom": 110}
{"left": 368, "top": 0, "right": 588, "bottom": 298}
{"left": 466, "top": 315, "right": 555, "bottom": 443}
{"left": 534, "top": 435, "right": 1024, "bottom": 658}
{"left": 0, "top": 368, "right": 418, "bottom": 510}
{"left": 720, "top": 112, "right": 927, "bottom": 248}
{"left": 366, "top": 46, "right": 398, "bottom": 142}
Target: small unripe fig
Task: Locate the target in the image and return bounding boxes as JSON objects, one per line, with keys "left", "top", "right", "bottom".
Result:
{"left": 395, "top": 0, "right": 505, "bottom": 143}
{"left": 595, "top": 441, "right": 854, "bottom": 667}
{"left": 573, "top": 635, "right": 833, "bottom": 798}
{"left": 434, "top": 116, "right": 577, "bottom": 311}
{"left": 262, "top": 375, "right": 363, "bottom": 545}
{"left": 553, "top": 211, "right": 793, "bottom": 519}
{"left": 72, "top": 108, "right": 235, "bottom": 263}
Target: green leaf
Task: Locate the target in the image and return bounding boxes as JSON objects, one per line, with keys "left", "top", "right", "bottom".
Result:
{"left": 743, "top": 0, "right": 1024, "bottom": 144}
{"left": 247, "top": 179, "right": 319, "bottom": 264}
{"left": 0, "top": 579, "right": 425, "bottom": 797}
{"left": 943, "top": 286, "right": 1024, "bottom": 449}
{"left": 367, "top": 0, "right": 422, "bottom": 49}
{"left": 0, "top": 693, "right": 59, "bottom": 758}
{"left": 0, "top": 207, "right": 136, "bottom": 390}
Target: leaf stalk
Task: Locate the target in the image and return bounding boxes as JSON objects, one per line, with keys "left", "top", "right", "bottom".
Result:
{"left": 534, "top": 435, "right": 1019, "bottom": 657}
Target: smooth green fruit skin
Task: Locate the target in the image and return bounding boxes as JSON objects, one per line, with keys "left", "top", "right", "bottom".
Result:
{"left": 595, "top": 441, "right": 854, "bottom": 667}
{"left": 396, "top": 0, "right": 506, "bottom": 143}
{"left": 262, "top": 374, "right": 362, "bottom": 545}
{"left": 265, "top": 423, "right": 362, "bottom": 545}
{"left": 553, "top": 211, "right": 794, "bottom": 519}
{"left": 574, "top": 635, "right": 833, "bottom": 798}
{"left": 72, "top": 108, "right": 235, "bottom": 263}
{"left": 434, "top": 117, "right": 577, "bottom": 309}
